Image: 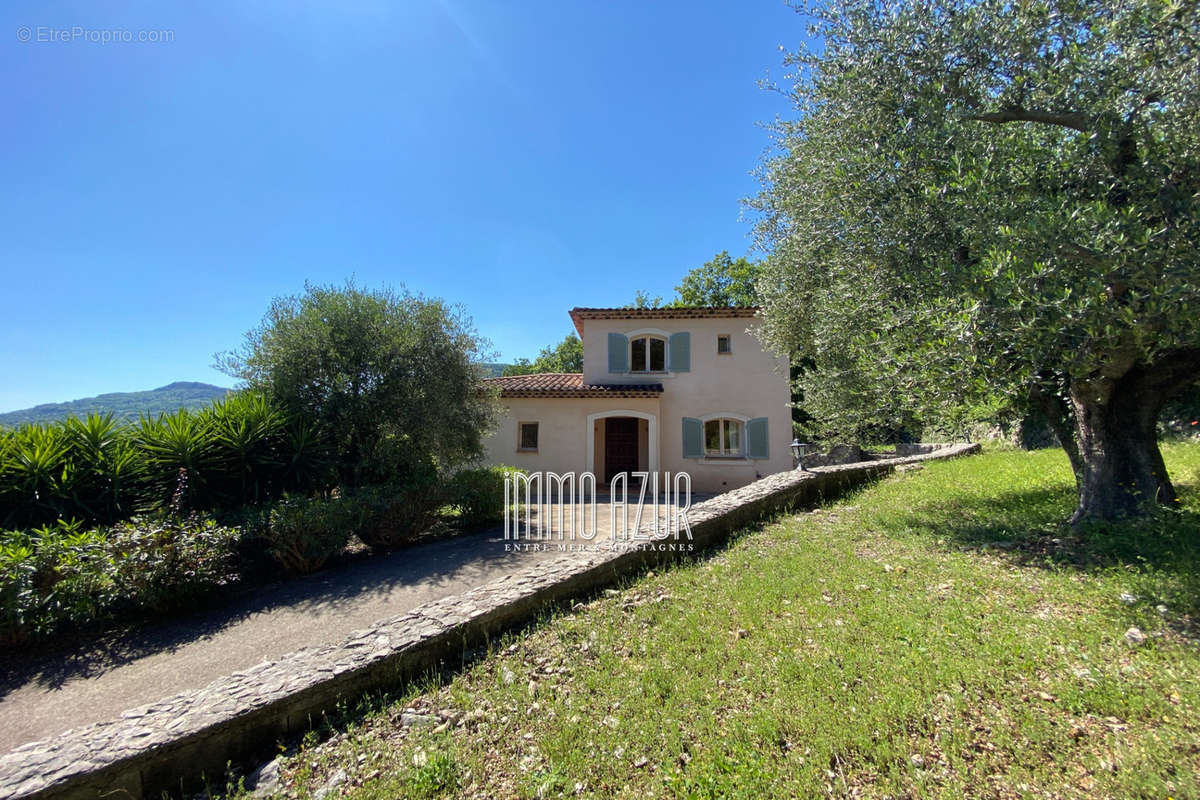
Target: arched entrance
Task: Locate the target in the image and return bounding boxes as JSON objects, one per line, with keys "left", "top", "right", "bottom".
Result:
{"left": 585, "top": 409, "right": 659, "bottom": 483}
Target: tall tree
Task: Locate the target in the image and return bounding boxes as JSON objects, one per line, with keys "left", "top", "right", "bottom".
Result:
{"left": 217, "top": 281, "right": 497, "bottom": 488}
{"left": 501, "top": 333, "right": 584, "bottom": 376}
{"left": 675, "top": 251, "right": 761, "bottom": 306}
{"left": 627, "top": 290, "right": 664, "bottom": 309}
{"left": 753, "top": 0, "right": 1200, "bottom": 522}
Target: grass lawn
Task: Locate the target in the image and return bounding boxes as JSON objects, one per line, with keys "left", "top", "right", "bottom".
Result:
{"left": 243, "top": 443, "right": 1200, "bottom": 799}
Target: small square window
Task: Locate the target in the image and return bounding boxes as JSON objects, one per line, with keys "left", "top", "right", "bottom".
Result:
{"left": 717, "top": 335, "right": 732, "bottom": 354}
{"left": 518, "top": 422, "right": 539, "bottom": 451}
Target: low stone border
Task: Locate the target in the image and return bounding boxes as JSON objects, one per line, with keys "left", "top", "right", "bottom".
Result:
{"left": 0, "top": 443, "right": 979, "bottom": 800}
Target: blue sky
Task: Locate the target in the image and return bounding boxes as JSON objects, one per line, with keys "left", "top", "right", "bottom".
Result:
{"left": 0, "top": 0, "right": 800, "bottom": 412}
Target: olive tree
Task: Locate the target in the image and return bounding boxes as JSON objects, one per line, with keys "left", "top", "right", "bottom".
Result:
{"left": 753, "top": 0, "right": 1200, "bottom": 522}
{"left": 218, "top": 282, "right": 498, "bottom": 488}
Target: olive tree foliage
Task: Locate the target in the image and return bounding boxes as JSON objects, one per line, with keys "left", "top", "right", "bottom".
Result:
{"left": 217, "top": 282, "right": 499, "bottom": 488}
{"left": 753, "top": 0, "right": 1200, "bottom": 521}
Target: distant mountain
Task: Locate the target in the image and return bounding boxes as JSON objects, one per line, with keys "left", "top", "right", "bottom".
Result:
{"left": 476, "top": 362, "right": 511, "bottom": 378}
{"left": 0, "top": 382, "right": 232, "bottom": 427}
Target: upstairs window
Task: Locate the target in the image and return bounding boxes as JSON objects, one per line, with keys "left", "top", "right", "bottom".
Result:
{"left": 704, "top": 418, "right": 743, "bottom": 457}
{"left": 717, "top": 334, "right": 732, "bottom": 354}
{"left": 630, "top": 336, "right": 667, "bottom": 372}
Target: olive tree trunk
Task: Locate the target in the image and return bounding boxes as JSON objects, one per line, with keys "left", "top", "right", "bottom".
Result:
{"left": 1051, "top": 349, "right": 1200, "bottom": 523}
{"left": 1069, "top": 385, "right": 1174, "bottom": 522}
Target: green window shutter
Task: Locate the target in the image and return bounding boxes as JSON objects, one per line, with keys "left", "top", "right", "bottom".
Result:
{"left": 682, "top": 417, "right": 703, "bottom": 459}
{"left": 747, "top": 417, "right": 769, "bottom": 459}
{"left": 608, "top": 333, "right": 628, "bottom": 373}
{"left": 669, "top": 332, "right": 690, "bottom": 372}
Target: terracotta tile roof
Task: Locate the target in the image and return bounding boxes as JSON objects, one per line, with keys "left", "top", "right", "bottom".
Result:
{"left": 484, "top": 373, "right": 663, "bottom": 398}
{"left": 568, "top": 306, "right": 759, "bottom": 337}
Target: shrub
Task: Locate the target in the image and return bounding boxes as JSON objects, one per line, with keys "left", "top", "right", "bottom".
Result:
{"left": 1, "top": 521, "right": 114, "bottom": 645}
{"left": 265, "top": 496, "right": 358, "bottom": 574}
{"left": 215, "top": 281, "right": 499, "bottom": 490}
{"left": 0, "top": 424, "right": 76, "bottom": 528}
{"left": 0, "top": 536, "right": 36, "bottom": 645}
{"left": 0, "top": 516, "right": 242, "bottom": 645}
{"left": 64, "top": 414, "right": 146, "bottom": 523}
{"left": 354, "top": 480, "right": 446, "bottom": 550}
{"left": 106, "top": 515, "right": 241, "bottom": 613}
{"left": 0, "top": 395, "right": 335, "bottom": 531}
{"left": 449, "top": 466, "right": 516, "bottom": 529}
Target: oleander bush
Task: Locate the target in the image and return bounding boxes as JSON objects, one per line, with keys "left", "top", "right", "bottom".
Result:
{"left": 264, "top": 496, "right": 361, "bottom": 574}
{"left": 449, "top": 465, "right": 518, "bottom": 529}
{"left": 354, "top": 478, "right": 446, "bottom": 550}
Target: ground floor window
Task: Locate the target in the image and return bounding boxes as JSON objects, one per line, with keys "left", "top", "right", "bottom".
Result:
{"left": 518, "top": 421, "right": 539, "bottom": 451}
{"left": 704, "top": 418, "right": 743, "bottom": 457}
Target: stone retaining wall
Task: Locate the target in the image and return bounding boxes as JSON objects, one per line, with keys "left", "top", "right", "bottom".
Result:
{"left": 895, "top": 442, "right": 957, "bottom": 456}
{"left": 0, "top": 443, "right": 979, "bottom": 800}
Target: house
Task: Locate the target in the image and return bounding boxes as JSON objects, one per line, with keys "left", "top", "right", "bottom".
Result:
{"left": 481, "top": 306, "right": 792, "bottom": 494}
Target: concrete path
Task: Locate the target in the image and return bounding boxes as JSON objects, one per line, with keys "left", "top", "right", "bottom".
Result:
{"left": 0, "top": 499, "right": 695, "bottom": 753}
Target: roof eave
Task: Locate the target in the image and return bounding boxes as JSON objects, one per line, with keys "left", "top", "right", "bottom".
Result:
{"left": 567, "top": 306, "right": 760, "bottom": 338}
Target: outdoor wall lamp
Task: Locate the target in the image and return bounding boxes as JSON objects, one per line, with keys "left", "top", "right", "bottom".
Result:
{"left": 791, "top": 439, "right": 812, "bottom": 472}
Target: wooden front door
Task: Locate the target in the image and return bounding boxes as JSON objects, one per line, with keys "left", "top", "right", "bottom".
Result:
{"left": 604, "top": 417, "right": 639, "bottom": 483}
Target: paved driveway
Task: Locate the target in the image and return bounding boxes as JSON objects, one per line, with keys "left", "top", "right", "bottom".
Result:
{"left": 0, "top": 498, "right": 699, "bottom": 753}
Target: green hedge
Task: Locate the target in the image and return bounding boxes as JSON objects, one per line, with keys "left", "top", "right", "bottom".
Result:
{"left": 0, "top": 393, "right": 332, "bottom": 529}
{"left": 449, "top": 465, "right": 520, "bottom": 529}
{"left": 354, "top": 480, "right": 445, "bottom": 551}
{"left": 0, "top": 517, "right": 241, "bottom": 646}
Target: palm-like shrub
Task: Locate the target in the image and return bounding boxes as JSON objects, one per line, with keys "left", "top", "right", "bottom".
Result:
{"left": 0, "top": 393, "right": 328, "bottom": 528}
{"left": 279, "top": 419, "right": 334, "bottom": 495}
{"left": 0, "top": 424, "right": 77, "bottom": 528}
{"left": 208, "top": 393, "right": 286, "bottom": 506}
{"left": 135, "top": 409, "right": 219, "bottom": 512}
{"left": 64, "top": 414, "right": 146, "bottom": 523}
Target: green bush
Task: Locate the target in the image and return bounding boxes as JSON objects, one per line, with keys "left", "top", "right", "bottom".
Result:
{"left": 0, "top": 516, "right": 242, "bottom": 645}
{"left": 265, "top": 496, "right": 358, "bottom": 574}
{"left": 106, "top": 516, "right": 241, "bottom": 613}
{"left": 0, "top": 537, "right": 35, "bottom": 644}
{"left": 449, "top": 465, "right": 517, "bottom": 529}
{"left": 0, "top": 424, "right": 78, "bottom": 528}
{"left": 354, "top": 480, "right": 445, "bottom": 550}
{"left": 0, "top": 521, "right": 113, "bottom": 645}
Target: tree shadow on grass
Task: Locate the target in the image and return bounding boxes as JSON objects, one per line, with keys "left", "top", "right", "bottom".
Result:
{"left": 895, "top": 478, "right": 1200, "bottom": 622}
